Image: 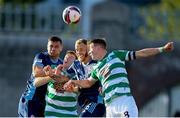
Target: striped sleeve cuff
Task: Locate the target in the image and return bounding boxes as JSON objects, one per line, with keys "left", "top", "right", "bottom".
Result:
{"left": 125, "top": 51, "right": 136, "bottom": 61}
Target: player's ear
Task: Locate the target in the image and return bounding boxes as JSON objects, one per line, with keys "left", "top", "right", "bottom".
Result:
{"left": 59, "top": 45, "right": 63, "bottom": 52}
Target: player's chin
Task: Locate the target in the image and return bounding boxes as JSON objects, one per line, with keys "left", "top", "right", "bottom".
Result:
{"left": 78, "top": 57, "right": 85, "bottom": 61}
{"left": 79, "top": 55, "right": 85, "bottom": 59}
{"left": 50, "top": 53, "right": 59, "bottom": 57}
{"left": 49, "top": 52, "right": 55, "bottom": 56}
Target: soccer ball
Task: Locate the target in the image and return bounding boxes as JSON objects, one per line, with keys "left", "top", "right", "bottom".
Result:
{"left": 62, "top": 6, "right": 81, "bottom": 24}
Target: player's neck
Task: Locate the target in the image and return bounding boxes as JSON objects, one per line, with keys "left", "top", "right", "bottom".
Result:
{"left": 82, "top": 56, "right": 91, "bottom": 64}
{"left": 50, "top": 56, "right": 59, "bottom": 62}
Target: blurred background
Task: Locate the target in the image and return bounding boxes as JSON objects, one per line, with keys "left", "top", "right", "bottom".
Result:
{"left": 0, "top": 0, "right": 180, "bottom": 117}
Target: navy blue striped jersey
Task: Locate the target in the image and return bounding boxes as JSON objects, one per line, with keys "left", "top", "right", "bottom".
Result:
{"left": 67, "top": 60, "right": 103, "bottom": 106}
{"left": 21, "top": 52, "right": 63, "bottom": 104}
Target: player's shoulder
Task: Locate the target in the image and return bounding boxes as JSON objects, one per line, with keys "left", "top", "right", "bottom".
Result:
{"left": 112, "top": 50, "right": 126, "bottom": 53}
{"left": 73, "top": 60, "right": 81, "bottom": 65}
{"left": 112, "top": 50, "right": 129, "bottom": 55}
{"left": 35, "top": 52, "right": 48, "bottom": 59}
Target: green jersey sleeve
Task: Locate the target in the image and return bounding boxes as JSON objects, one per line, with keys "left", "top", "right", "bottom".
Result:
{"left": 90, "top": 69, "right": 99, "bottom": 80}
{"left": 113, "top": 50, "right": 129, "bottom": 61}
{"left": 113, "top": 50, "right": 136, "bottom": 61}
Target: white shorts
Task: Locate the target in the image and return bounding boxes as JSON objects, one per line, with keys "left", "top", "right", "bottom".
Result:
{"left": 106, "top": 96, "right": 138, "bottom": 117}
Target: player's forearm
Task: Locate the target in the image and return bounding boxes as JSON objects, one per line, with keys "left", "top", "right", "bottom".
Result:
{"left": 136, "top": 47, "right": 162, "bottom": 59}
{"left": 51, "top": 74, "right": 69, "bottom": 83}
{"left": 33, "top": 71, "right": 46, "bottom": 77}
{"left": 72, "top": 80, "right": 93, "bottom": 88}
{"left": 33, "top": 67, "right": 46, "bottom": 77}
{"left": 34, "top": 76, "right": 52, "bottom": 87}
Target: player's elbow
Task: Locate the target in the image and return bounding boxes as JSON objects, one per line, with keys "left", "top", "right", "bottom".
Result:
{"left": 33, "top": 77, "right": 45, "bottom": 87}
{"left": 33, "top": 81, "right": 38, "bottom": 87}
{"left": 33, "top": 79, "right": 39, "bottom": 87}
{"left": 32, "top": 72, "right": 38, "bottom": 77}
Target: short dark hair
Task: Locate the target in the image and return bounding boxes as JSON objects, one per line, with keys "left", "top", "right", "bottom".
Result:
{"left": 89, "top": 38, "right": 107, "bottom": 49}
{"left": 48, "top": 36, "right": 62, "bottom": 44}
{"left": 66, "top": 50, "right": 77, "bottom": 59}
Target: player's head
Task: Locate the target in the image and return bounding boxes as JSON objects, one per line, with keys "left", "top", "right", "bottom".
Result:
{"left": 63, "top": 50, "right": 77, "bottom": 69}
{"left": 47, "top": 36, "right": 63, "bottom": 59}
{"left": 88, "top": 38, "right": 107, "bottom": 60}
{"left": 75, "top": 39, "right": 88, "bottom": 62}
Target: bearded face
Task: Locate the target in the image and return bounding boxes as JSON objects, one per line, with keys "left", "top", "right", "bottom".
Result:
{"left": 75, "top": 43, "right": 88, "bottom": 62}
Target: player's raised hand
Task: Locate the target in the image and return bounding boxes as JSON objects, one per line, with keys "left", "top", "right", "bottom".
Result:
{"left": 163, "top": 42, "right": 174, "bottom": 52}
{"left": 63, "top": 80, "right": 75, "bottom": 92}
{"left": 55, "top": 64, "right": 64, "bottom": 75}
{"left": 43, "top": 65, "right": 53, "bottom": 77}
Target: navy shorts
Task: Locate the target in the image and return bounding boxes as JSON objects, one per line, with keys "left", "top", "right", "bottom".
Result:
{"left": 18, "top": 97, "right": 45, "bottom": 117}
{"left": 80, "top": 102, "right": 106, "bottom": 117}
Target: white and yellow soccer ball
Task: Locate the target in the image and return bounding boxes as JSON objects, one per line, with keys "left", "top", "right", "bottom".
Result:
{"left": 62, "top": 6, "right": 81, "bottom": 24}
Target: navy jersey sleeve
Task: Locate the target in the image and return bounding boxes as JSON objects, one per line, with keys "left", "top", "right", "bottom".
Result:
{"left": 32, "top": 53, "right": 45, "bottom": 68}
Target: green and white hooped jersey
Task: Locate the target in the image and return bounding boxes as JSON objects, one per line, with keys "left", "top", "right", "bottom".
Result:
{"left": 45, "top": 67, "right": 78, "bottom": 117}
{"left": 45, "top": 83, "right": 78, "bottom": 117}
{"left": 91, "top": 50, "right": 136, "bottom": 106}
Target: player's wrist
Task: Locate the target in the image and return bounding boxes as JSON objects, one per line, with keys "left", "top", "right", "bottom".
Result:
{"left": 49, "top": 74, "right": 55, "bottom": 79}
{"left": 73, "top": 86, "right": 80, "bottom": 93}
{"left": 158, "top": 47, "right": 164, "bottom": 53}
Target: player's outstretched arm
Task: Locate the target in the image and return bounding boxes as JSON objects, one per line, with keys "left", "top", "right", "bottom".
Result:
{"left": 136, "top": 42, "right": 174, "bottom": 59}
{"left": 64, "top": 77, "right": 96, "bottom": 91}
{"left": 34, "top": 76, "right": 52, "bottom": 87}
{"left": 33, "top": 65, "right": 46, "bottom": 77}
{"left": 33, "top": 65, "right": 53, "bottom": 87}
{"left": 52, "top": 64, "right": 70, "bottom": 83}
{"left": 34, "top": 65, "right": 70, "bottom": 87}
